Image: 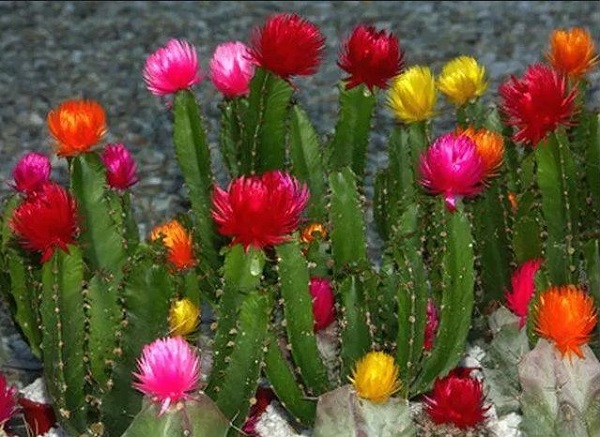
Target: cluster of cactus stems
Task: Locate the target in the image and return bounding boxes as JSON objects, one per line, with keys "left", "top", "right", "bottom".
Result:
{"left": 0, "top": 15, "right": 599, "bottom": 437}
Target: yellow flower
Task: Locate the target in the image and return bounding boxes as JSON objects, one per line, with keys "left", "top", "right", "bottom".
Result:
{"left": 300, "top": 222, "right": 327, "bottom": 244}
{"left": 438, "top": 56, "right": 487, "bottom": 105}
{"left": 387, "top": 66, "right": 437, "bottom": 123}
{"left": 349, "top": 351, "right": 401, "bottom": 403}
{"left": 168, "top": 298, "right": 200, "bottom": 336}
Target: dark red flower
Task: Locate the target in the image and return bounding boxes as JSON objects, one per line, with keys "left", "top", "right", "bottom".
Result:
{"left": 212, "top": 171, "right": 309, "bottom": 249}
{"left": 424, "top": 367, "right": 490, "bottom": 429}
{"left": 338, "top": 25, "right": 404, "bottom": 91}
{"left": 499, "top": 64, "right": 577, "bottom": 146}
{"left": 249, "top": 13, "right": 325, "bottom": 79}
{"left": 10, "top": 182, "right": 79, "bottom": 262}
{"left": 242, "top": 387, "right": 276, "bottom": 436}
{"left": 0, "top": 372, "right": 18, "bottom": 426}
{"left": 310, "top": 277, "right": 336, "bottom": 331}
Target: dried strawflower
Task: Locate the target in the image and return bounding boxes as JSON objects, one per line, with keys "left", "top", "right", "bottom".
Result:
{"left": 504, "top": 259, "right": 542, "bottom": 327}
{"left": 534, "top": 285, "right": 597, "bottom": 358}
{"left": 418, "top": 133, "right": 485, "bottom": 211}
{"left": 388, "top": 66, "right": 437, "bottom": 123}
{"left": 168, "top": 298, "right": 200, "bottom": 337}
{"left": 424, "top": 367, "right": 489, "bottom": 429}
{"left": 338, "top": 24, "right": 404, "bottom": 91}
{"left": 209, "top": 41, "right": 256, "bottom": 98}
{"left": 143, "top": 39, "right": 202, "bottom": 96}
{"left": 101, "top": 143, "right": 139, "bottom": 191}
{"left": 547, "top": 27, "right": 598, "bottom": 79}
{"left": 499, "top": 63, "right": 577, "bottom": 146}
{"left": 249, "top": 13, "right": 325, "bottom": 80}
{"left": 349, "top": 351, "right": 401, "bottom": 403}
{"left": 11, "top": 152, "right": 51, "bottom": 195}
{"left": 0, "top": 373, "right": 18, "bottom": 427}
{"left": 47, "top": 99, "right": 107, "bottom": 157}
{"left": 309, "top": 277, "right": 336, "bottom": 331}
{"left": 132, "top": 336, "right": 200, "bottom": 415}
{"left": 437, "top": 56, "right": 487, "bottom": 105}
{"left": 150, "top": 220, "right": 196, "bottom": 271}
{"left": 212, "top": 170, "right": 309, "bottom": 250}
{"left": 456, "top": 127, "right": 505, "bottom": 180}
{"left": 10, "top": 182, "right": 79, "bottom": 263}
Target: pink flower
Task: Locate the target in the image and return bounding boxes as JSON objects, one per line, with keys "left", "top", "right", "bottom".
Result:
{"left": 132, "top": 336, "right": 200, "bottom": 415}
{"left": 505, "top": 259, "right": 543, "bottom": 327}
{"left": 101, "top": 143, "right": 139, "bottom": 190}
{"left": 11, "top": 152, "right": 51, "bottom": 195}
{"left": 424, "top": 299, "right": 440, "bottom": 351}
{"left": 418, "top": 133, "right": 485, "bottom": 211}
{"left": 210, "top": 41, "right": 256, "bottom": 98}
{"left": 0, "top": 373, "right": 18, "bottom": 425}
{"left": 309, "top": 277, "right": 336, "bottom": 331}
{"left": 143, "top": 39, "right": 202, "bottom": 96}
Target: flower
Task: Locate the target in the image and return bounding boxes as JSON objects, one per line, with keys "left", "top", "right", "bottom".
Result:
{"left": 249, "top": 13, "right": 325, "bottom": 80}
{"left": 534, "top": 285, "right": 597, "bottom": 358}
{"left": 143, "top": 39, "right": 202, "bottom": 96}
{"left": 418, "top": 133, "right": 485, "bottom": 211}
{"left": 242, "top": 387, "right": 276, "bottom": 436}
{"left": 11, "top": 152, "right": 51, "bottom": 195}
{"left": 507, "top": 191, "right": 518, "bottom": 214}
{"left": 437, "top": 56, "right": 487, "bottom": 105}
{"left": 10, "top": 182, "right": 79, "bottom": 263}
{"left": 309, "top": 277, "right": 336, "bottom": 331}
{"left": 300, "top": 222, "right": 327, "bottom": 244}
{"left": 349, "top": 351, "right": 401, "bottom": 403}
{"left": 101, "top": 143, "right": 139, "bottom": 191}
{"left": 337, "top": 25, "right": 404, "bottom": 91}
{"left": 424, "top": 367, "right": 489, "bottom": 429}
{"left": 168, "top": 298, "right": 200, "bottom": 337}
{"left": 499, "top": 63, "right": 577, "bottom": 146}
{"left": 504, "top": 259, "right": 542, "bottom": 327}
{"left": 387, "top": 66, "right": 437, "bottom": 123}
{"left": 150, "top": 220, "right": 196, "bottom": 271}
{"left": 132, "top": 336, "right": 200, "bottom": 415}
{"left": 0, "top": 373, "right": 18, "bottom": 426}
{"left": 424, "top": 299, "right": 439, "bottom": 351}
{"left": 212, "top": 171, "right": 309, "bottom": 249}
{"left": 47, "top": 99, "right": 107, "bottom": 157}
{"left": 547, "top": 27, "right": 598, "bottom": 79}
{"left": 456, "top": 127, "right": 505, "bottom": 180}
{"left": 210, "top": 41, "right": 256, "bottom": 98}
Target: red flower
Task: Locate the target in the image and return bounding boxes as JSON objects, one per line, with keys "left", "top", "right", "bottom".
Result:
{"left": 0, "top": 373, "right": 18, "bottom": 426}
{"left": 212, "top": 171, "right": 309, "bottom": 250}
{"left": 424, "top": 367, "right": 489, "bottom": 429}
{"left": 310, "top": 277, "right": 336, "bottom": 331}
{"left": 10, "top": 182, "right": 79, "bottom": 263}
{"left": 499, "top": 64, "right": 577, "bottom": 146}
{"left": 338, "top": 25, "right": 404, "bottom": 91}
{"left": 249, "top": 13, "right": 325, "bottom": 80}
{"left": 504, "top": 259, "right": 543, "bottom": 327}
{"left": 242, "top": 387, "right": 276, "bottom": 436}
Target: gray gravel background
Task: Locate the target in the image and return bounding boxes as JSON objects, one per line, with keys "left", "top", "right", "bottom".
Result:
{"left": 0, "top": 0, "right": 599, "bottom": 433}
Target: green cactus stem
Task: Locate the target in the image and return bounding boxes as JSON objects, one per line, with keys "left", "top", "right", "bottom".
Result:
{"left": 328, "top": 84, "right": 377, "bottom": 181}
{"left": 240, "top": 67, "right": 294, "bottom": 174}
{"left": 218, "top": 98, "right": 246, "bottom": 179}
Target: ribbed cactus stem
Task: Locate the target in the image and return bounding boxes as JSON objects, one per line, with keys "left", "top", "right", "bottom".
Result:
{"left": 218, "top": 98, "right": 245, "bottom": 178}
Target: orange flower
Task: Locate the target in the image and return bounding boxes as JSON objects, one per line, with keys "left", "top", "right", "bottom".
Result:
{"left": 456, "top": 127, "right": 504, "bottom": 180}
{"left": 47, "top": 99, "right": 107, "bottom": 157}
{"left": 547, "top": 27, "right": 598, "bottom": 79}
{"left": 300, "top": 223, "right": 327, "bottom": 244}
{"left": 151, "top": 220, "right": 196, "bottom": 271}
{"left": 534, "top": 285, "right": 597, "bottom": 358}
{"left": 507, "top": 192, "right": 518, "bottom": 214}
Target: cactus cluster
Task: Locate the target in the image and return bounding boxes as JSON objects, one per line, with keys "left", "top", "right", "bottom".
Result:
{"left": 0, "top": 12, "right": 599, "bottom": 437}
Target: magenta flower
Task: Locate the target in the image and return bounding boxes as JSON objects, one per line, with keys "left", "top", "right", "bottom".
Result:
{"left": 11, "top": 152, "right": 51, "bottom": 195}
{"left": 101, "top": 143, "right": 139, "bottom": 191}
{"left": 505, "top": 258, "right": 543, "bottom": 327}
{"left": 210, "top": 41, "right": 256, "bottom": 98}
{"left": 0, "top": 372, "right": 18, "bottom": 426}
{"left": 132, "top": 336, "right": 200, "bottom": 415}
{"left": 424, "top": 299, "right": 440, "bottom": 351}
{"left": 419, "top": 133, "right": 485, "bottom": 211}
{"left": 309, "top": 277, "right": 336, "bottom": 331}
{"left": 143, "top": 39, "right": 202, "bottom": 96}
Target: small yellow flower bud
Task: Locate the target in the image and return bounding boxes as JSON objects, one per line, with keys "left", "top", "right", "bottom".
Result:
{"left": 168, "top": 298, "right": 200, "bottom": 336}
{"left": 349, "top": 351, "right": 401, "bottom": 403}
{"left": 438, "top": 56, "right": 487, "bottom": 105}
{"left": 387, "top": 66, "right": 437, "bottom": 123}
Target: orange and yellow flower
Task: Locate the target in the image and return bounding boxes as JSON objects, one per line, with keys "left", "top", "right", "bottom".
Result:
{"left": 456, "top": 127, "right": 505, "bottom": 180}
{"left": 150, "top": 220, "right": 196, "bottom": 271}
{"left": 534, "top": 285, "right": 597, "bottom": 358}
{"left": 547, "top": 27, "right": 598, "bottom": 79}
{"left": 168, "top": 298, "right": 200, "bottom": 336}
{"left": 300, "top": 222, "right": 327, "bottom": 244}
{"left": 47, "top": 99, "right": 107, "bottom": 157}
{"left": 349, "top": 351, "right": 401, "bottom": 403}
